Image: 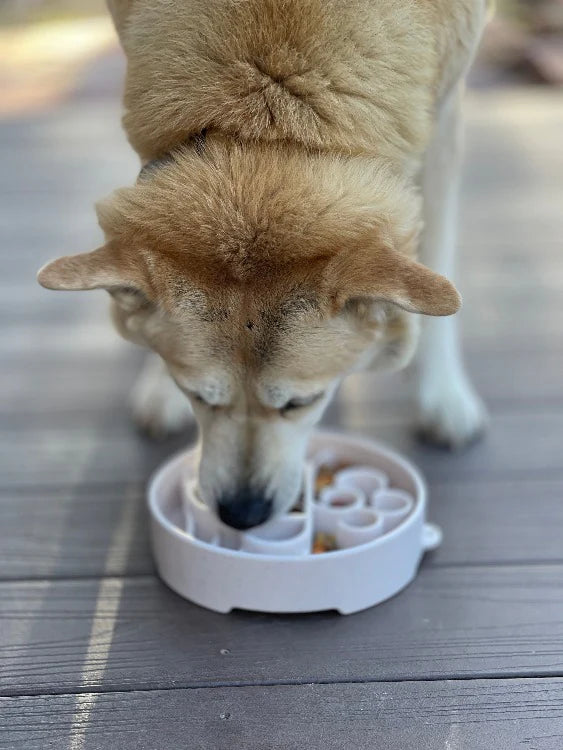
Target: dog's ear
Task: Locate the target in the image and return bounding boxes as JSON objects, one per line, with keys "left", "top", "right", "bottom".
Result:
{"left": 37, "top": 245, "right": 139, "bottom": 293}
{"left": 330, "top": 244, "right": 461, "bottom": 317}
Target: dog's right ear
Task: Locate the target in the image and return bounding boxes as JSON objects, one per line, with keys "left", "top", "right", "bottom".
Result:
{"left": 37, "top": 245, "right": 139, "bottom": 293}
{"left": 328, "top": 244, "right": 461, "bottom": 317}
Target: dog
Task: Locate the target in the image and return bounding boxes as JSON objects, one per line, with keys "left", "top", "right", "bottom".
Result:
{"left": 38, "top": 0, "right": 491, "bottom": 530}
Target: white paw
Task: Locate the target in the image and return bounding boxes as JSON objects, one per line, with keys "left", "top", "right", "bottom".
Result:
{"left": 417, "top": 379, "right": 489, "bottom": 450}
{"left": 131, "top": 358, "right": 195, "bottom": 439}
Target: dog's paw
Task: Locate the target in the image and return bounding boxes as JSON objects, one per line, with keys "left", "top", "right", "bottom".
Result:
{"left": 416, "top": 380, "right": 489, "bottom": 451}
{"left": 131, "top": 359, "right": 195, "bottom": 440}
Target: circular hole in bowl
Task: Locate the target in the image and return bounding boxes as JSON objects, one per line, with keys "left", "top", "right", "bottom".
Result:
{"left": 250, "top": 517, "right": 305, "bottom": 542}
{"left": 319, "top": 486, "right": 363, "bottom": 511}
{"left": 342, "top": 509, "right": 379, "bottom": 529}
{"left": 291, "top": 494, "right": 305, "bottom": 513}
{"left": 314, "top": 461, "right": 354, "bottom": 495}
{"left": 335, "top": 467, "right": 388, "bottom": 496}
{"left": 329, "top": 493, "right": 357, "bottom": 509}
{"left": 374, "top": 492, "right": 412, "bottom": 513}
{"left": 314, "top": 465, "right": 334, "bottom": 490}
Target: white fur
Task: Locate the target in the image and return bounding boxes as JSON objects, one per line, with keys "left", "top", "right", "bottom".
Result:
{"left": 131, "top": 354, "right": 195, "bottom": 438}
{"left": 415, "top": 86, "right": 488, "bottom": 448}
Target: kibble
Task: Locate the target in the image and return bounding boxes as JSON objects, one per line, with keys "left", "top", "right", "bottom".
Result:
{"left": 314, "top": 462, "right": 352, "bottom": 495}
{"left": 313, "top": 532, "right": 338, "bottom": 554}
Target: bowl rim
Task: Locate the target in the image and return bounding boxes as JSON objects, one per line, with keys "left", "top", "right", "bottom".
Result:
{"left": 148, "top": 428, "right": 428, "bottom": 562}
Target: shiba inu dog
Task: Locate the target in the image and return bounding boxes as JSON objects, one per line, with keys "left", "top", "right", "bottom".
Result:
{"left": 38, "top": 0, "right": 491, "bottom": 529}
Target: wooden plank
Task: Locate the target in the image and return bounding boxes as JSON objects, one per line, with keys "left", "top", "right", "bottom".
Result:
{"left": 336, "top": 344, "right": 563, "bottom": 412}
{"left": 0, "top": 321, "right": 123, "bottom": 359}
{"left": 0, "top": 477, "right": 559, "bottom": 580}
{"left": 2, "top": 678, "right": 563, "bottom": 750}
{"left": 0, "top": 354, "right": 142, "bottom": 417}
{"left": 1, "top": 476, "right": 562, "bottom": 580}
{"left": 0, "top": 295, "right": 104, "bottom": 326}
{"left": 460, "top": 290, "right": 563, "bottom": 350}
{"left": 0, "top": 423, "right": 195, "bottom": 488}
{"left": 0, "top": 408, "right": 562, "bottom": 488}
{"left": 0, "top": 486, "right": 152, "bottom": 580}
{"left": 427, "top": 478, "right": 563, "bottom": 566}
{"left": 1, "top": 474, "right": 561, "bottom": 580}
{"left": 323, "top": 409, "right": 563, "bottom": 485}
{"left": 3, "top": 341, "right": 563, "bottom": 420}
{"left": 2, "top": 565, "right": 563, "bottom": 695}
{"left": 460, "top": 192, "right": 563, "bottom": 246}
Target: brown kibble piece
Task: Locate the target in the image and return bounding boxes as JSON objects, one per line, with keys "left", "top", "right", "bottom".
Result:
{"left": 314, "top": 466, "right": 335, "bottom": 494}
{"left": 329, "top": 496, "right": 355, "bottom": 508}
{"left": 313, "top": 532, "right": 338, "bottom": 554}
{"left": 314, "top": 461, "right": 353, "bottom": 495}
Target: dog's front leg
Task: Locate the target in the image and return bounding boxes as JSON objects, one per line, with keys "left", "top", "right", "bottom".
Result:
{"left": 415, "top": 86, "right": 488, "bottom": 449}
{"left": 131, "top": 354, "right": 195, "bottom": 439}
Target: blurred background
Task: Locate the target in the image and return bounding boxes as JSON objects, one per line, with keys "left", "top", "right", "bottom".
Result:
{"left": 2, "top": 4, "right": 563, "bottom": 746}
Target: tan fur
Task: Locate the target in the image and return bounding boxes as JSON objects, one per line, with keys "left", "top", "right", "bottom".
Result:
{"left": 118, "top": 0, "right": 490, "bottom": 161}
{"left": 38, "top": 0, "right": 489, "bottom": 524}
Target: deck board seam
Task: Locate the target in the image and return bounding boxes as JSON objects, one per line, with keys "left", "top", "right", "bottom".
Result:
{"left": 5, "top": 465, "right": 563, "bottom": 494}
{"left": 2, "top": 559, "right": 563, "bottom": 585}
{"left": 2, "top": 672, "right": 563, "bottom": 700}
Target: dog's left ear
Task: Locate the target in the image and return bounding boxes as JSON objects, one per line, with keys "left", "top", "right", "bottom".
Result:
{"left": 37, "top": 245, "right": 140, "bottom": 293}
{"left": 331, "top": 244, "right": 461, "bottom": 317}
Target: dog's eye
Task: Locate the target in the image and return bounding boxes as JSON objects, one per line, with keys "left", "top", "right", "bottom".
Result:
{"left": 187, "top": 391, "right": 222, "bottom": 410}
{"left": 281, "top": 392, "right": 324, "bottom": 413}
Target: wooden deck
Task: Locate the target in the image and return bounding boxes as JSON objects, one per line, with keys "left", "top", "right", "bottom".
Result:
{"left": 2, "top": 50, "right": 563, "bottom": 748}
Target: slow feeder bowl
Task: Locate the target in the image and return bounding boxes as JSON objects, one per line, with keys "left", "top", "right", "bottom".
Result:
{"left": 148, "top": 429, "right": 442, "bottom": 614}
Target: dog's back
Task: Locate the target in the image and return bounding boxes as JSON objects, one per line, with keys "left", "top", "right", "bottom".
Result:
{"left": 115, "top": 0, "right": 485, "bottom": 166}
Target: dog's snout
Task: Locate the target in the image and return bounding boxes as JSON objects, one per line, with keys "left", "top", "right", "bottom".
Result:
{"left": 217, "top": 487, "right": 273, "bottom": 530}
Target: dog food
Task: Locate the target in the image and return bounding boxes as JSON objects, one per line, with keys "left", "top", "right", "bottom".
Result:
{"left": 313, "top": 532, "right": 338, "bottom": 554}
{"left": 327, "top": 494, "right": 356, "bottom": 508}
{"left": 314, "top": 462, "right": 352, "bottom": 495}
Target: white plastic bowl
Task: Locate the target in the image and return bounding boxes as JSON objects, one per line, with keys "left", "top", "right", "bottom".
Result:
{"left": 148, "top": 429, "right": 442, "bottom": 614}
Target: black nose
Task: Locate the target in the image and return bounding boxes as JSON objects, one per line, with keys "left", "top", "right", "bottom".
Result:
{"left": 217, "top": 487, "right": 273, "bottom": 530}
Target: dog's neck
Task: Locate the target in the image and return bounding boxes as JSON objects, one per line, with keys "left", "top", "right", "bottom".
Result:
{"left": 139, "top": 129, "right": 208, "bottom": 177}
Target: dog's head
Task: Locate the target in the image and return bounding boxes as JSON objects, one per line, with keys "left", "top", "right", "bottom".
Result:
{"left": 38, "top": 139, "right": 459, "bottom": 528}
